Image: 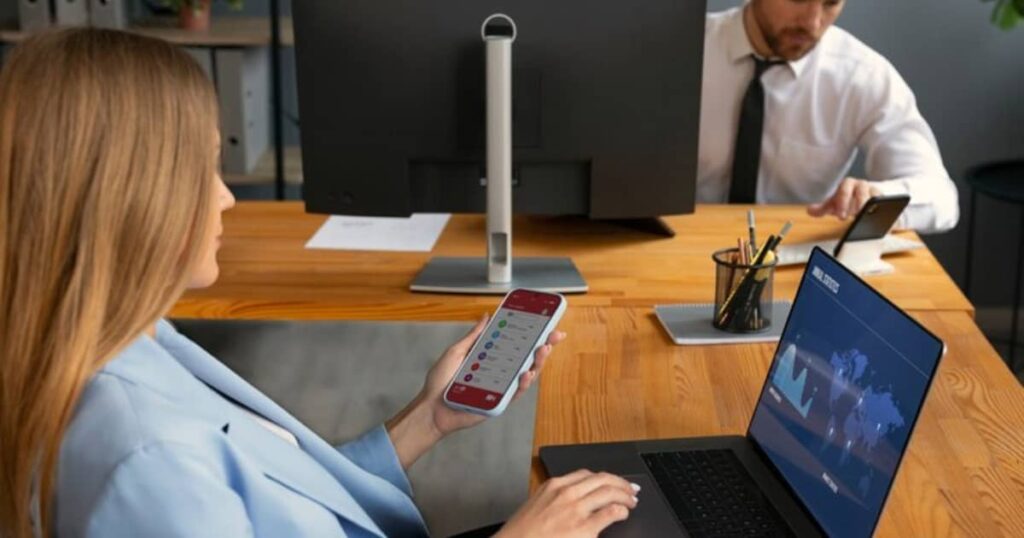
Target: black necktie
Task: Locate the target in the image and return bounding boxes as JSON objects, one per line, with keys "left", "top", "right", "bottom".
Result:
{"left": 729, "top": 56, "right": 784, "bottom": 204}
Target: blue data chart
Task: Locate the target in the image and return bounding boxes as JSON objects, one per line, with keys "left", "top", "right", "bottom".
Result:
{"left": 771, "top": 343, "right": 815, "bottom": 418}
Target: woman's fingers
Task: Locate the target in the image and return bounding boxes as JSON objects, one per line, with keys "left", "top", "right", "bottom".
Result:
{"left": 509, "top": 330, "right": 566, "bottom": 401}
{"left": 547, "top": 330, "right": 567, "bottom": 346}
{"left": 564, "top": 472, "right": 637, "bottom": 501}
{"left": 511, "top": 371, "right": 537, "bottom": 401}
{"left": 586, "top": 503, "right": 631, "bottom": 535}
{"left": 579, "top": 484, "right": 638, "bottom": 514}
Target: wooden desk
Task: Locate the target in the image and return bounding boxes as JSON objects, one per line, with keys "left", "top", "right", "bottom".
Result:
{"left": 170, "top": 202, "right": 1017, "bottom": 536}
{"left": 171, "top": 202, "right": 971, "bottom": 320}
{"left": 529, "top": 308, "right": 1024, "bottom": 537}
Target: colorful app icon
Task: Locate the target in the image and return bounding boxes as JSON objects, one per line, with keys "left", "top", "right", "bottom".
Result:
{"left": 471, "top": 363, "right": 480, "bottom": 371}
{"left": 498, "top": 320, "right": 507, "bottom": 328}
{"left": 484, "top": 342, "right": 494, "bottom": 349}
{"left": 464, "top": 374, "right": 473, "bottom": 382}
{"left": 478, "top": 352, "right": 487, "bottom": 360}
{"left": 491, "top": 331, "right": 500, "bottom": 338}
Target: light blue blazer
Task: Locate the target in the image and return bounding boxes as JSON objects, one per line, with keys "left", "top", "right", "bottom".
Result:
{"left": 56, "top": 320, "right": 430, "bottom": 537}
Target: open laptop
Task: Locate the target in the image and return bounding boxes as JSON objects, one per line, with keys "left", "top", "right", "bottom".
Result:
{"left": 540, "top": 247, "right": 945, "bottom": 538}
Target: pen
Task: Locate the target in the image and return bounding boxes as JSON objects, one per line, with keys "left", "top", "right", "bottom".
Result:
{"left": 774, "top": 221, "right": 792, "bottom": 249}
{"left": 764, "top": 221, "right": 792, "bottom": 253}
{"left": 748, "top": 210, "right": 757, "bottom": 253}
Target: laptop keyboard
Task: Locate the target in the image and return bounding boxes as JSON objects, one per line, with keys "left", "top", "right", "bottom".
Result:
{"left": 641, "top": 450, "right": 793, "bottom": 537}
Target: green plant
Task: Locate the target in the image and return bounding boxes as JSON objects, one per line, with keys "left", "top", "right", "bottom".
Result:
{"left": 162, "top": 0, "right": 243, "bottom": 13}
{"left": 985, "top": 0, "right": 1024, "bottom": 29}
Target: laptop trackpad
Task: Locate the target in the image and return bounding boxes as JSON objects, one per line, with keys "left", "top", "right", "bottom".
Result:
{"left": 603, "top": 474, "right": 685, "bottom": 537}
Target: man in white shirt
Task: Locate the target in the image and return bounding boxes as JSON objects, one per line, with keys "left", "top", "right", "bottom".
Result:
{"left": 698, "top": 0, "right": 959, "bottom": 233}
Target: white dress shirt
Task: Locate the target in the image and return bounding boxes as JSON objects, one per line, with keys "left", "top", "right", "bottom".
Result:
{"left": 698, "top": 7, "right": 959, "bottom": 233}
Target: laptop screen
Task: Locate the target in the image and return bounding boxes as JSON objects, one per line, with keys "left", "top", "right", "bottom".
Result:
{"left": 747, "top": 248, "right": 944, "bottom": 538}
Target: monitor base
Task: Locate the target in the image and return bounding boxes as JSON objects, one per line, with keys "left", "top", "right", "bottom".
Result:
{"left": 602, "top": 217, "right": 676, "bottom": 237}
{"left": 410, "top": 257, "right": 588, "bottom": 294}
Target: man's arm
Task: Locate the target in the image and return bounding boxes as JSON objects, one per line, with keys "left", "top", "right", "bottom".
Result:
{"left": 852, "top": 60, "right": 959, "bottom": 233}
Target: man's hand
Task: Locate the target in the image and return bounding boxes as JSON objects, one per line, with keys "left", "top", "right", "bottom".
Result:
{"left": 807, "top": 177, "right": 881, "bottom": 220}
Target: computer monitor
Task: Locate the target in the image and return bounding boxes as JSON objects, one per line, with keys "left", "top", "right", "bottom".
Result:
{"left": 293, "top": 0, "right": 704, "bottom": 219}
{"left": 292, "top": 0, "right": 706, "bottom": 293}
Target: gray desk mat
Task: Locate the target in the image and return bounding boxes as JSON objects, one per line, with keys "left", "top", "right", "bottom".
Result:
{"left": 654, "top": 301, "right": 792, "bottom": 345}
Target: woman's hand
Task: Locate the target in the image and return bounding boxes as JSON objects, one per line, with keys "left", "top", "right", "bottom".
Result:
{"left": 495, "top": 470, "right": 640, "bottom": 538}
{"left": 386, "top": 313, "right": 566, "bottom": 470}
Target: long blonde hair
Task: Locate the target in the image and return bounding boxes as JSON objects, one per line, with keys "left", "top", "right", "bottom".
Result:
{"left": 0, "top": 29, "right": 219, "bottom": 537}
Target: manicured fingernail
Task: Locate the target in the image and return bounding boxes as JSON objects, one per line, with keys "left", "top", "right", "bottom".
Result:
{"left": 630, "top": 483, "right": 641, "bottom": 492}
{"left": 632, "top": 496, "right": 639, "bottom": 504}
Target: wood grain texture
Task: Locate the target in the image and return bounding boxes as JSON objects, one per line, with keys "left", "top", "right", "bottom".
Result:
{"left": 165, "top": 202, "right": 1016, "bottom": 535}
{"left": 170, "top": 202, "right": 972, "bottom": 321}
{"left": 529, "top": 309, "right": 1024, "bottom": 537}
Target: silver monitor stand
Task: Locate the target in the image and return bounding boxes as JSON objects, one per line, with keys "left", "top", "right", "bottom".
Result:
{"left": 411, "top": 14, "right": 587, "bottom": 295}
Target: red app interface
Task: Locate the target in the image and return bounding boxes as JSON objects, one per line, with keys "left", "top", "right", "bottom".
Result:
{"left": 446, "top": 290, "right": 560, "bottom": 410}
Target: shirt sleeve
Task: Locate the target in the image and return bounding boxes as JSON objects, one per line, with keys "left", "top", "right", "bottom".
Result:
{"left": 853, "top": 60, "right": 960, "bottom": 234}
{"left": 83, "top": 443, "right": 254, "bottom": 538}
{"left": 337, "top": 424, "right": 415, "bottom": 498}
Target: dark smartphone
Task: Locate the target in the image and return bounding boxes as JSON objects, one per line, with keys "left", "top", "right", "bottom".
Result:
{"left": 833, "top": 194, "right": 911, "bottom": 257}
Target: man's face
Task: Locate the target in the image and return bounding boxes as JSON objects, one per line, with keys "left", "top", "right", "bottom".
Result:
{"left": 750, "top": 0, "right": 845, "bottom": 61}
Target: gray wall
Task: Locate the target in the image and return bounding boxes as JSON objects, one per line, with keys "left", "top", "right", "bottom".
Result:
{"left": 0, "top": 1, "right": 16, "bottom": 29}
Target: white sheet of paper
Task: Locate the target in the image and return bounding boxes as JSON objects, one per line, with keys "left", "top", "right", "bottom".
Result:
{"left": 305, "top": 214, "right": 451, "bottom": 252}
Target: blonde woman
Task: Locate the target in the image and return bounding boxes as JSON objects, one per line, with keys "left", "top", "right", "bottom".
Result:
{"left": 0, "top": 30, "right": 640, "bottom": 538}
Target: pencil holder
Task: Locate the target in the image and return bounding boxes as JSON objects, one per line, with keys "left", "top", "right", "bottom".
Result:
{"left": 712, "top": 247, "right": 776, "bottom": 333}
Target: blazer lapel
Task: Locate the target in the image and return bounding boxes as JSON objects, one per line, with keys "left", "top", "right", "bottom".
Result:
{"left": 154, "top": 322, "right": 386, "bottom": 537}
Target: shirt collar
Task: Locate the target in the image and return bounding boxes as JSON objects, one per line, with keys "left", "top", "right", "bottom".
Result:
{"left": 724, "top": 6, "right": 813, "bottom": 79}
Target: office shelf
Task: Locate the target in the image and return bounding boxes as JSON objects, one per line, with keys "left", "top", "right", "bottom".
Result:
{"left": 0, "top": 16, "right": 294, "bottom": 47}
{"left": 224, "top": 145, "right": 302, "bottom": 186}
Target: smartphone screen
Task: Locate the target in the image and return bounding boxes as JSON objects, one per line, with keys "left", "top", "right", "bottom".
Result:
{"left": 446, "top": 290, "right": 563, "bottom": 411}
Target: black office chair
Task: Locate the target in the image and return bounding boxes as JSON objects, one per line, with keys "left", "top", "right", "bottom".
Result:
{"left": 963, "top": 159, "right": 1024, "bottom": 372}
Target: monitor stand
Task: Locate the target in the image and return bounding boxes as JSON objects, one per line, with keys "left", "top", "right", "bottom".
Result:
{"left": 411, "top": 14, "right": 587, "bottom": 295}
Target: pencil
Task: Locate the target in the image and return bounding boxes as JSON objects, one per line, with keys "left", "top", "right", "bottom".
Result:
{"left": 748, "top": 210, "right": 758, "bottom": 252}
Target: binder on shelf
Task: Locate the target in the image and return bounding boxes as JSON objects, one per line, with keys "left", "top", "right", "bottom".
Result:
{"left": 88, "top": 0, "right": 127, "bottom": 29}
{"left": 215, "top": 47, "right": 270, "bottom": 176}
{"left": 18, "top": 0, "right": 51, "bottom": 32}
{"left": 183, "top": 47, "right": 214, "bottom": 84}
{"left": 54, "top": 0, "right": 89, "bottom": 26}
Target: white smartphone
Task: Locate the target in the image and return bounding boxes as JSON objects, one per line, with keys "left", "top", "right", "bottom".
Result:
{"left": 443, "top": 288, "right": 567, "bottom": 417}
